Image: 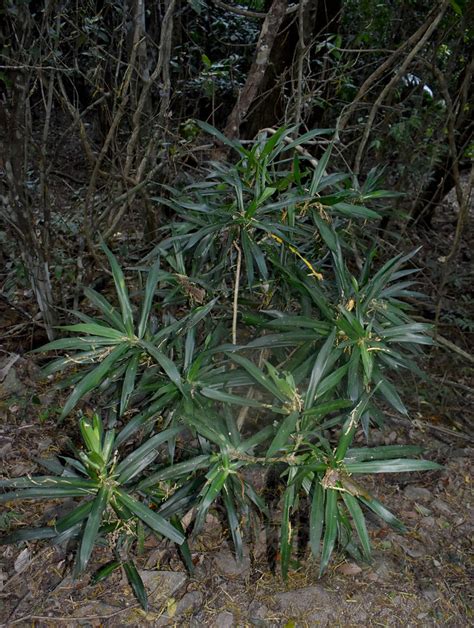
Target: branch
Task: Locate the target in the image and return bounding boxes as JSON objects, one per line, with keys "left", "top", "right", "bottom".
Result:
{"left": 232, "top": 241, "right": 242, "bottom": 345}
{"left": 211, "top": 0, "right": 299, "bottom": 19}
{"left": 336, "top": 1, "right": 450, "bottom": 137}
{"left": 353, "top": 0, "right": 450, "bottom": 173}
{"left": 224, "top": 0, "right": 289, "bottom": 139}
{"left": 435, "top": 332, "right": 474, "bottom": 365}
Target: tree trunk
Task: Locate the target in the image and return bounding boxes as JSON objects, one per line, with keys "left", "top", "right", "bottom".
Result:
{"left": 240, "top": 0, "right": 341, "bottom": 138}
{"left": 1, "top": 68, "right": 56, "bottom": 340}
{"left": 224, "top": 0, "right": 288, "bottom": 140}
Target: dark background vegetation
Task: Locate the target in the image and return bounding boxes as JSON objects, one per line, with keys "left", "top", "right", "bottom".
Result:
{"left": 0, "top": 0, "right": 472, "bottom": 344}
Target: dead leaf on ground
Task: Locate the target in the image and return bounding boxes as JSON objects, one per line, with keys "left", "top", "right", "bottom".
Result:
{"left": 337, "top": 562, "right": 362, "bottom": 576}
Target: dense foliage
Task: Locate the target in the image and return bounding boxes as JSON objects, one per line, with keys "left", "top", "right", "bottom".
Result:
{"left": 0, "top": 127, "right": 441, "bottom": 609}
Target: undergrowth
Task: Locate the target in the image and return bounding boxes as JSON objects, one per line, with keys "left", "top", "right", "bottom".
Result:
{"left": 0, "top": 124, "right": 441, "bottom": 610}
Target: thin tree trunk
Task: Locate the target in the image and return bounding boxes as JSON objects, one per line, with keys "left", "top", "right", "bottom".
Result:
{"left": 224, "top": 0, "right": 288, "bottom": 140}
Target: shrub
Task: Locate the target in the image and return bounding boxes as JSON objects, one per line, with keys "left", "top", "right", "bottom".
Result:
{"left": 0, "top": 125, "right": 440, "bottom": 609}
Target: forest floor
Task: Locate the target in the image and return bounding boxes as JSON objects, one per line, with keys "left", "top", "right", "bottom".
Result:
{"left": 0, "top": 182, "right": 472, "bottom": 626}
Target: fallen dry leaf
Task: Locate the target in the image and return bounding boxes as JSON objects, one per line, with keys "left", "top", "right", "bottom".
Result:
{"left": 337, "top": 562, "right": 362, "bottom": 576}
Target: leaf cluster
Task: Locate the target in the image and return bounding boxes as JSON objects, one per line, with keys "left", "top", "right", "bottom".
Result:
{"left": 0, "top": 125, "right": 440, "bottom": 608}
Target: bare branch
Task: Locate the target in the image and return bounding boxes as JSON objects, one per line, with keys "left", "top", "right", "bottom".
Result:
{"left": 353, "top": 0, "right": 450, "bottom": 173}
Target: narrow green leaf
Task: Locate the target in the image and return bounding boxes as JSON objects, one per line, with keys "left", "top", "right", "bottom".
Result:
{"left": 259, "top": 125, "right": 290, "bottom": 158}
{"left": 41, "top": 350, "right": 105, "bottom": 376}
{"left": 138, "top": 259, "right": 161, "bottom": 339}
{"left": 91, "top": 560, "right": 122, "bottom": 584}
{"left": 115, "top": 392, "right": 177, "bottom": 448}
{"left": 304, "top": 329, "right": 337, "bottom": 410}
{"left": 137, "top": 455, "right": 210, "bottom": 490}
{"left": 241, "top": 229, "right": 255, "bottom": 287}
{"left": 303, "top": 399, "right": 353, "bottom": 419}
{"left": 79, "top": 416, "right": 101, "bottom": 453}
{"left": 222, "top": 484, "right": 243, "bottom": 561}
{"left": 376, "top": 376, "right": 407, "bottom": 415}
{"left": 116, "top": 427, "right": 182, "bottom": 483}
{"left": 77, "top": 486, "right": 110, "bottom": 573}
{"left": 194, "top": 468, "right": 229, "bottom": 533}
{"left": 345, "top": 459, "right": 442, "bottom": 474}
{"left": 61, "top": 343, "right": 129, "bottom": 419}
{"left": 266, "top": 412, "right": 299, "bottom": 458}
{"left": 309, "top": 143, "right": 333, "bottom": 194}
{"left": 344, "top": 445, "right": 422, "bottom": 463}
{"left": 335, "top": 389, "right": 376, "bottom": 462}
{"left": 319, "top": 488, "right": 338, "bottom": 576}
{"left": 124, "top": 560, "right": 148, "bottom": 611}
{"left": 0, "top": 476, "right": 96, "bottom": 489}
{"left": 284, "top": 128, "right": 333, "bottom": 153}
{"left": 170, "top": 516, "right": 194, "bottom": 575}
{"left": 240, "top": 425, "right": 274, "bottom": 452}
{"left": 227, "top": 353, "right": 286, "bottom": 401}
{"left": 120, "top": 353, "right": 141, "bottom": 416}
{"left": 316, "top": 363, "right": 349, "bottom": 399}
{"left": 60, "top": 323, "right": 126, "bottom": 341}
{"left": 309, "top": 480, "right": 325, "bottom": 558}
{"left": 183, "top": 410, "right": 232, "bottom": 448}
{"left": 84, "top": 287, "right": 127, "bottom": 332}
{"left": 101, "top": 241, "right": 134, "bottom": 335}
{"left": 312, "top": 214, "right": 338, "bottom": 252}
{"left": 0, "top": 527, "right": 58, "bottom": 544}
{"left": 332, "top": 202, "right": 379, "bottom": 219}
{"left": 358, "top": 495, "right": 405, "bottom": 532}
{"left": 140, "top": 340, "right": 183, "bottom": 393}
{"left": 184, "top": 328, "right": 196, "bottom": 372}
{"left": 0, "top": 487, "right": 95, "bottom": 502}
{"left": 200, "top": 387, "right": 264, "bottom": 408}
{"left": 115, "top": 490, "right": 185, "bottom": 544}
{"left": 196, "top": 120, "right": 248, "bottom": 156}
{"left": 360, "top": 342, "right": 373, "bottom": 383}
{"left": 280, "top": 482, "right": 295, "bottom": 580}
{"left": 35, "top": 337, "right": 116, "bottom": 353}
{"left": 56, "top": 501, "right": 94, "bottom": 532}
{"left": 249, "top": 237, "right": 268, "bottom": 280}
{"left": 342, "top": 492, "right": 371, "bottom": 560}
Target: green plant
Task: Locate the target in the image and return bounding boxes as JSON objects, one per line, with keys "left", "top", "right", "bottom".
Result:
{"left": 1, "top": 125, "right": 441, "bottom": 596}
{"left": 0, "top": 413, "right": 187, "bottom": 610}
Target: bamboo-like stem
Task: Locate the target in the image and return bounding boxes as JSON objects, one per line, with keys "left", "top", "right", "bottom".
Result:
{"left": 232, "top": 241, "right": 242, "bottom": 346}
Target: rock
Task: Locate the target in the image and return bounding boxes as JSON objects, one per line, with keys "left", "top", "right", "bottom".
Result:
{"left": 214, "top": 548, "right": 251, "bottom": 578}
{"left": 421, "top": 587, "right": 440, "bottom": 603}
{"left": 247, "top": 600, "right": 268, "bottom": 624}
{"left": 431, "top": 498, "right": 451, "bottom": 516}
{"left": 391, "top": 534, "right": 426, "bottom": 559}
{"left": 403, "top": 486, "right": 432, "bottom": 502}
{"left": 36, "top": 436, "right": 53, "bottom": 453}
{"left": 367, "top": 556, "right": 395, "bottom": 582}
{"left": 73, "top": 601, "right": 120, "bottom": 619}
{"left": 384, "top": 431, "right": 398, "bottom": 444}
{"left": 0, "top": 436, "right": 12, "bottom": 458}
{"left": 274, "top": 585, "right": 331, "bottom": 615}
{"left": 251, "top": 528, "right": 267, "bottom": 559}
{"left": 175, "top": 591, "right": 203, "bottom": 614}
{"left": 0, "top": 358, "right": 24, "bottom": 399}
{"left": 138, "top": 570, "right": 187, "bottom": 606}
{"left": 401, "top": 510, "right": 419, "bottom": 520}
{"left": 212, "top": 611, "right": 234, "bottom": 627}
{"left": 156, "top": 591, "right": 203, "bottom": 626}
{"left": 14, "top": 548, "right": 30, "bottom": 574}
{"left": 144, "top": 547, "right": 169, "bottom": 569}
{"left": 420, "top": 516, "right": 436, "bottom": 528}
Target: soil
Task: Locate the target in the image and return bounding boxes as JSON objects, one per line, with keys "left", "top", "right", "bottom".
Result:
{"left": 0, "top": 164, "right": 472, "bottom": 626}
{"left": 0, "top": 374, "right": 472, "bottom": 626}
